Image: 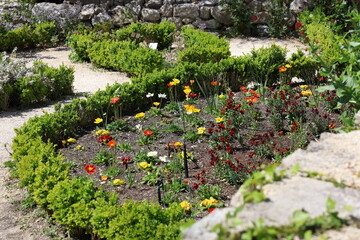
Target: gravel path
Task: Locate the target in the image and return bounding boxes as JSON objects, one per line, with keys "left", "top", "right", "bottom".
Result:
{"left": 0, "top": 38, "right": 305, "bottom": 239}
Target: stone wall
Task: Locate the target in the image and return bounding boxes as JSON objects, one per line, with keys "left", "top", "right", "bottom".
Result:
{"left": 28, "top": 0, "right": 312, "bottom": 31}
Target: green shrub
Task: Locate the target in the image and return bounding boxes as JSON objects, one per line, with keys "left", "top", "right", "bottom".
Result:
{"left": 33, "top": 21, "right": 57, "bottom": 46}
{"left": 15, "top": 137, "right": 59, "bottom": 187}
{"left": 288, "top": 49, "right": 319, "bottom": 84}
{"left": 47, "top": 177, "right": 96, "bottom": 229}
{"left": 31, "top": 156, "right": 69, "bottom": 206}
{"left": 105, "top": 201, "right": 186, "bottom": 240}
{"left": 68, "top": 32, "right": 111, "bottom": 62}
{"left": 114, "top": 21, "right": 176, "bottom": 50}
{"left": 247, "top": 44, "right": 287, "bottom": 86}
{"left": 178, "top": 26, "right": 230, "bottom": 64}
{"left": 299, "top": 9, "right": 342, "bottom": 66}
{"left": 88, "top": 39, "right": 164, "bottom": 77}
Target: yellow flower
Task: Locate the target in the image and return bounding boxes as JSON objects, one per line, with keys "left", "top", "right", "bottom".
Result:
{"left": 218, "top": 94, "right": 224, "bottom": 99}
{"left": 174, "top": 142, "right": 183, "bottom": 147}
{"left": 180, "top": 200, "right": 191, "bottom": 211}
{"left": 94, "top": 118, "right": 103, "bottom": 124}
{"left": 153, "top": 102, "right": 160, "bottom": 107}
{"left": 172, "top": 78, "right": 180, "bottom": 85}
{"left": 113, "top": 179, "right": 125, "bottom": 185}
{"left": 67, "top": 138, "right": 77, "bottom": 143}
{"left": 285, "top": 64, "right": 292, "bottom": 68}
{"left": 200, "top": 197, "right": 218, "bottom": 207}
{"left": 75, "top": 145, "right": 84, "bottom": 151}
{"left": 96, "top": 129, "right": 110, "bottom": 136}
{"left": 184, "top": 105, "right": 201, "bottom": 114}
{"left": 215, "top": 117, "right": 224, "bottom": 123}
{"left": 135, "top": 112, "right": 145, "bottom": 119}
{"left": 197, "top": 127, "right": 206, "bottom": 134}
{"left": 301, "top": 89, "right": 313, "bottom": 97}
{"left": 300, "top": 85, "right": 308, "bottom": 89}
{"left": 183, "top": 86, "right": 192, "bottom": 96}
{"left": 139, "top": 162, "right": 151, "bottom": 169}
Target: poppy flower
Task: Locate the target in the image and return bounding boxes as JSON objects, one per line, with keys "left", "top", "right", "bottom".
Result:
{"left": 208, "top": 208, "right": 216, "bottom": 213}
{"left": 111, "top": 97, "right": 120, "bottom": 104}
{"left": 85, "top": 164, "right": 96, "bottom": 174}
{"left": 295, "top": 22, "right": 303, "bottom": 30}
{"left": 279, "top": 67, "right": 287, "bottom": 72}
{"left": 245, "top": 97, "right": 259, "bottom": 103}
{"left": 94, "top": 118, "right": 103, "bottom": 124}
{"left": 107, "top": 140, "right": 116, "bottom": 147}
{"left": 211, "top": 81, "right": 217, "bottom": 86}
{"left": 144, "top": 130, "right": 154, "bottom": 136}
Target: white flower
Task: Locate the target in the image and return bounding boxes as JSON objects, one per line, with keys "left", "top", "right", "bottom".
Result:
{"left": 158, "top": 93, "right": 167, "bottom": 99}
{"left": 159, "top": 155, "right": 168, "bottom": 162}
{"left": 146, "top": 93, "right": 154, "bottom": 98}
{"left": 135, "top": 124, "right": 142, "bottom": 131}
{"left": 147, "top": 151, "right": 158, "bottom": 157}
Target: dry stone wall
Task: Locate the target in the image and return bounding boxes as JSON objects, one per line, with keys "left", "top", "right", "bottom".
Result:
{"left": 27, "top": 0, "right": 313, "bottom": 31}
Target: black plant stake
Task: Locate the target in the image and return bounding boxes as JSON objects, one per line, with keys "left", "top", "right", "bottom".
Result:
{"left": 157, "top": 178, "right": 163, "bottom": 206}
{"left": 183, "top": 143, "right": 189, "bottom": 178}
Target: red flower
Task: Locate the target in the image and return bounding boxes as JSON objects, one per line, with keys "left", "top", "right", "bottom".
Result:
{"left": 192, "top": 183, "right": 199, "bottom": 190}
{"left": 85, "top": 164, "right": 96, "bottom": 174}
{"left": 107, "top": 140, "right": 116, "bottom": 147}
{"left": 251, "top": 15, "right": 258, "bottom": 22}
{"left": 144, "top": 130, "right": 154, "bottom": 136}
{"left": 319, "top": 77, "right": 324, "bottom": 81}
{"left": 240, "top": 86, "right": 248, "bottom": 92}
{"left": 110, "top": 97, "right": 120, "bottom": 104}
{"left": 189, "top": 94, "right": 197, "bottom": 98}
{"left": 295, "top": 22, "right": 303, "bottom": 30}
{"left": 208, "top": 208, "right": 216, "bottom": 213}
{"left": 167, "top": 83, "right": 173, "bottom": 87}
{"left": 211, "top": 81, "right": 217, "bottom": 86}
{"left": 299, "top": 30, "right": 305, "bottom": 35}
{"left": 98, "top": 135, "right": 112, "bottom": 143}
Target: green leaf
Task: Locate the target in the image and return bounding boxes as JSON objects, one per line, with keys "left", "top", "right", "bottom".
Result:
{"left": 326, "top": 197, "right": 336, "bottom": 212}
{"left": 292, "top": 210, "right": 310, "bottom": 228}
{"left": 244, "top": 191, "right": 266, "bottom": 203}
{"left": 291, "top": 163, "right": 300, "bottom": 175}
{"left": 317, "top": 85, "right": 335, "bottom": 93}
{"left": 342, "top": 205, "right": 354, "bottom": 211}
{"left": 304, "top": 230, "right": 312, "bottom": 240}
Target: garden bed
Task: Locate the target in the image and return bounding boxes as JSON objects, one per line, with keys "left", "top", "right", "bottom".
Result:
{"left": 58, "top": 81, "right": 343, "bottom": 217}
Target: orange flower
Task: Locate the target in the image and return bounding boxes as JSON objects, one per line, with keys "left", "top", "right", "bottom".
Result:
{"left": 211, "top": 81, "right": 217, "bottom": 86}
{"left": 183, "top": 179, "right": 189, "bottom": 184}
{"left": 190, "top": 80, "right": 195, "bottom": 85}
{"left": 107, "top": 140, "right": 116, "bottom": 147}
{"left": 245, "top": 97, "right": 259, "bottom": 103}
{"left": 329, "top": 123, "right": 336, "bottom": 129}
{"left": 111, "top": 97, "right": 120, "bottom": 104}
{"left": 144, "top": 130, "right": 154, "bottom": 136}
{"left": 278, "top": 131, "right": 284, "bottom": 135}
{"left": 85, "top": 164, "right": 96, "bottom": 174}
{"left": 279, "top": 67, "right": 287, "bottom": 72}
{"left": 101, "top": 176, "right": 108, "bottom": 181}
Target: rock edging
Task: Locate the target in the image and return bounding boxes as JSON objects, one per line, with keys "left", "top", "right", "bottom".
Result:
{"left": 183, "top": 125, "right": 360, "bottom": 239}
